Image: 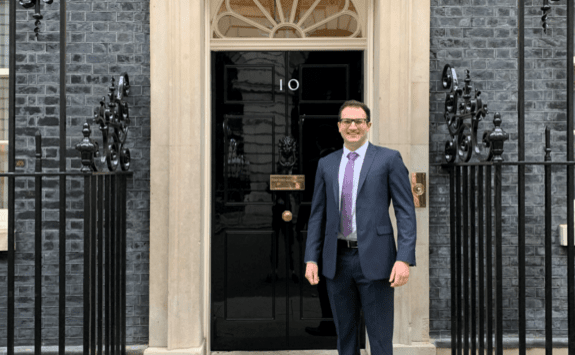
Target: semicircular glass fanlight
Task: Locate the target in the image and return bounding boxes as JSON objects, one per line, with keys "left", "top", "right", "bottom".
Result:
{"left": 212, "top": 0, "right": 362, "bottom": 39}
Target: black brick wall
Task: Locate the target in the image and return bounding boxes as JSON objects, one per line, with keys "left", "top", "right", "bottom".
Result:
{"left": 430, "top": 0, "right": 571, "bottom": 342}
{"left": 0, "top": 0, "right": 150, "bottom": 346}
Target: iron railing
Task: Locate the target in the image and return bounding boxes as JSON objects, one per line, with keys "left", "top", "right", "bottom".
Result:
{"left": 4, "top": 131, "right": 131, "bottom": 355}
{"left": 3, "top": 1, "right": 133, "bottom": 354}
{"left": 433, "top": 1, "right": 575, "bottom": 354}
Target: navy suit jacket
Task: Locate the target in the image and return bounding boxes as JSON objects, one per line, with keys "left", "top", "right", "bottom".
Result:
{"left": 303, "top": 141, "right": 417, "bottom": 280}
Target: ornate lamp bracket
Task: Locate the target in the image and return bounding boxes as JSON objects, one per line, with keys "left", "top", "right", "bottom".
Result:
{"left": 19, "top": 0, "right": 54, "bottom": 39}
{"left": 76, "top": 73, "right": 131, "bottom": 172}
{"left": 441, "top": 64, "right": 507, "bottom": 163}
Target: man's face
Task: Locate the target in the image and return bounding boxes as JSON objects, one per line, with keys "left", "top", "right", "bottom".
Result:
{"left": 338, "top": 106, "right": 371, "bottom": 147}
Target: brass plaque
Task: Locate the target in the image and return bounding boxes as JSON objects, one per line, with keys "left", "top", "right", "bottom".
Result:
{"left": 411, "top": 172, "right": 426, "bottom": 208}
{"left": 270, "top": 175, "right": 305, "bottom": 191}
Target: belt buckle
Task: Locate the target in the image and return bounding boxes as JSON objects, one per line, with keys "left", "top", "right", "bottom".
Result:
{"left": 346, "top": 240, "right": 357, "bottom": 249}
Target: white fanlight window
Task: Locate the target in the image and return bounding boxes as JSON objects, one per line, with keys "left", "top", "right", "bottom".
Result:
{"left": 212, "top": 0, "right": 363, "bottom": 39}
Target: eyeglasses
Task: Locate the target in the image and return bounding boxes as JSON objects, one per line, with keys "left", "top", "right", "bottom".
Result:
{"left": 339, "top": 119, "right": 368, "bottom": 126}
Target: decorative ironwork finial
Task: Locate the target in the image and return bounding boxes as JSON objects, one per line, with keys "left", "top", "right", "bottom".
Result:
{"left": 75, "top": 123, "right": 99, "bottom": 173}
{"left": 19, "top": 0, "right": 54, "bottom": 40}
{"left": 88, "top": 72, "right": 131, "bottom": 172}
{"left": 485, "top": 113, "right": 509, "bottom": 162}
{"left": 442, "top": 64, "right": 497, "bottom": 163}
{"left": 541, "top": 0, "right": 561, "bottom": 34}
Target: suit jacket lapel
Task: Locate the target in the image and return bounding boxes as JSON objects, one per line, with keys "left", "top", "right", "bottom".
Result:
{"left": 333, "top": 149, "right": 343, "bottom": 204}
{"left": 357, "top": 142, "right": 376, "bottom": 195}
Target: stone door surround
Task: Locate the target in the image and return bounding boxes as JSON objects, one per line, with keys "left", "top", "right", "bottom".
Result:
{"left": 148, "top": 1, "right": 432, "bottom": 354}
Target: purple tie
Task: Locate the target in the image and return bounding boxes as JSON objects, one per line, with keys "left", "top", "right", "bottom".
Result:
{"left": 341, "top": 152, "right": 359, "bottom": 237}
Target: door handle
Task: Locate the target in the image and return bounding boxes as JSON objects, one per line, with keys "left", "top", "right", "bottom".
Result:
{"left": 282, "top": 210, "right": 293, "bottom": 222}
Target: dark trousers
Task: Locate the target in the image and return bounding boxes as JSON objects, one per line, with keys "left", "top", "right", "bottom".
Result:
{"left": 325, "top": 247, "right": 394, "bottom": 355}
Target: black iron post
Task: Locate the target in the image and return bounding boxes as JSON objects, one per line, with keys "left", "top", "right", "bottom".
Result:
{"left": 544, "top": 127, "right": 552, "bottom": 355}
{"left": 83, "top": 174, "right": 92, "bottom": 355}
{"left": 477, "top": 166, "right": 484, "bottom": 354}
{"left": 450, "top": 166, "right": 456, "bottom": 355}
{"left": 58, "top": 1, "right": 67, "bottom": 353}
{"left": 7, "top": 0, "right": 16, "bottom": 353}
{"left": 456, "top": 167, "right": 462, "bottom": 355}
{"left": 568, "top": 0, "right": 575, "bottom": 352}
{"left": 486, "top": 165, "right": 493, "bottom": 355}
{"left": 518, "top": 1, "right": 526, "bottom": 353}
{"left": 34, "top": 131, "right": 42, "bottom": 355}
{"left": 463, "top": 167, "right": 469, "bottom": 353}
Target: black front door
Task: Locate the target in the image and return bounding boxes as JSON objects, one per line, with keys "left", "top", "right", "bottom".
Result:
{"left": 211, "top": 51, "right": 365, "bottom": 351}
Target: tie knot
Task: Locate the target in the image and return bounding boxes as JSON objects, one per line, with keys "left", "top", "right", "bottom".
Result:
{"left": 347, "top": 152, "right": 359, "bottom": 161}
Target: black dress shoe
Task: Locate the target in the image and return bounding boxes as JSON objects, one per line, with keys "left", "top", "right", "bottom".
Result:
{"left": 305, "top": 321, "right": 337, "bottom": 336}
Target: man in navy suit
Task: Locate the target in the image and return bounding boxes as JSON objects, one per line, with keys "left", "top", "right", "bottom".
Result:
{"left": 304, "top": 100, "right": 417, "bottom": 355}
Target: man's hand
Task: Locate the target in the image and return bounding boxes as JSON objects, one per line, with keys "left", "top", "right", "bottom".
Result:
{"left": 389, "top": 261, "right": 410, "bottom": 287}
{"left": 305, "top": 262, "right": 320, "bottom": 285}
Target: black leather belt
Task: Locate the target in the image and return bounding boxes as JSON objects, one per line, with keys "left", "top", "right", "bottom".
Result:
{"left": 338, "top": 239, "right": 358, "bottom": 249}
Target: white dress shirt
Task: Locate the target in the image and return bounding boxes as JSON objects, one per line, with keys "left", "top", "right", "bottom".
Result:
{"left": 305, "top": 140, "right": 369, "bottom": 265}
{"left": 338, "top": 140, "right": 369, "bottom": 241}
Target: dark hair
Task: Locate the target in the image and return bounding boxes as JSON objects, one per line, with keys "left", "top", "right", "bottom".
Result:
{"left": 338, "top": 100, "right": 371, "bottom": 123}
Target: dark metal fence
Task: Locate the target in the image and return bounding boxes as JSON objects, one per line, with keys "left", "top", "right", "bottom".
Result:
{"left": 433, "top": 1, "right": 575, "bottom": 354}
{"left": 5, "top": 132, "right": 131, "bottom": 355}
{"left": 3, "top": 1, "right": 133, "bottom": 354}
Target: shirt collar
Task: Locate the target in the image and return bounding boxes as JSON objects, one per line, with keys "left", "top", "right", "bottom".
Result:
{"left": 343, "top": 140, "right": 369, "bottom": 159}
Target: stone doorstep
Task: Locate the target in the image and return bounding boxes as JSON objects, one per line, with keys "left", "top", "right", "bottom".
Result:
{"left": 0, "top": 345, "right": 147, "bottom": 355}
{"left": 147, "top": 342, "right": 436, "bottom": 355}
{"left": 210, "top": 351, "right": 365, "bottom": 355}
{"left": 0, "top": 342, "right": 436, "bottom": 355}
